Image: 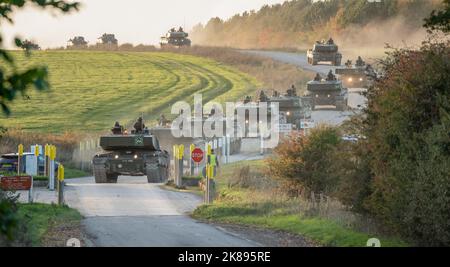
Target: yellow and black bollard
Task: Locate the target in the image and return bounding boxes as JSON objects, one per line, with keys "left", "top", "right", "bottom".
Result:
{"left": 17, "top": 144, "right": 23, "bottom": 175}
{"left": 57, "top": 164, "right": 65, "bottom": 205}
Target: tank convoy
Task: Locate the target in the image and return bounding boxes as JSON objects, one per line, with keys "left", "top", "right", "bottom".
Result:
{"left": 335, "top": 56, "right": 376, "bottom": 88}
{"left": 307, "top": 38, "right": 342, "bottom": 66}
{"left": 304, "top": 70, "right": 347, "bottom": 111}
{"left": 92, "top": 117, "right": 169, "bottom": 184}
{"left": 160, "top": 27, "right": 191, "bottom": 48}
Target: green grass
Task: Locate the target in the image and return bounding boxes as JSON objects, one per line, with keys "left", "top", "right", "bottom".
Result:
{"left": 64, "top": 167, "right": 90, "bottom": 178}
{"left": 1, "top": 167, "right": 89, "bottom": 180}
{"left": 193, "top": 159, "right": 408, "bottom": 247}
{"left": 1, "top": 50, "right": 261, "bottom": 133}
{"left": 16, "top": 203, "right": 82, "bottom": 246}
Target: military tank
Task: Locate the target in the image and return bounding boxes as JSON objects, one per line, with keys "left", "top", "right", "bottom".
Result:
{"left": 304, "top": 71, "right": 347, "bottom": 111}
{"left": 92, "top": 119, "right": 170, "bottom": 184}
{"left": 335, "top": 56, "right": 374, "bottom": 88}
{"left": 160, "top": 27, "right": 191, "bottom": 48}
{"left": 307, "top": 38, "right": 342, "bottom": 66}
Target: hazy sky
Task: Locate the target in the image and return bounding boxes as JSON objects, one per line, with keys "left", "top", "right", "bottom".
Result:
{"left": 1, "top": 0, "right": 286, "bottom": 49}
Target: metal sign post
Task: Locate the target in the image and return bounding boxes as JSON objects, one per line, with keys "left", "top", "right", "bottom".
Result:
{"left": 49, "top": 145, "right": 56, "bottom": 191}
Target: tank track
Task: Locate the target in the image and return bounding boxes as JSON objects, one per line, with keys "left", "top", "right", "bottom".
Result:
{"left": 93, "top": 164, "right": 118, "bottom": 183}
{"left": 146, "top": 164, "right": 168, "bottom": 183}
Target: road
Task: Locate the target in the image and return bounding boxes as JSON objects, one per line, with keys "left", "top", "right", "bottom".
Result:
{"left": 32, "top": 176, "right": 260, "bottom": 247}
{"left": 244, "top": 50, "right": 367, "bottom": 125}
{"left": 245, "top": 50, "right": 338, "bottom": 75}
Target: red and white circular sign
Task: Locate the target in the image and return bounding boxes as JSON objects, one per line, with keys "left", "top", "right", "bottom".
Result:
{"left": 191, "top": 148, "right": 204, "bottom": 163}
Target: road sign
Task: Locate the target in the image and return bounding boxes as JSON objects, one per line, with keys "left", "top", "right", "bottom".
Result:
{"left": 191, "top": 148, "right": 204, "bottom": 163}
{"left": 0, "top": 175, "right": 33, "bottom": 203}
{"left": 1, "top": 175, "right": 32, "bottom": 191}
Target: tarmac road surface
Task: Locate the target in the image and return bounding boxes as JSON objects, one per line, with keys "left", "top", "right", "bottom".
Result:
{"left": 244, "top": 50, "right": 338, "bottom": 75}
{"left": 40, "top": 176, "right": 260, "bottom": 247}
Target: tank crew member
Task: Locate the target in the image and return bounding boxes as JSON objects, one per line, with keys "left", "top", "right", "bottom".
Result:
{"left": 272, "top": 90, "right": 280, "bottom": 97}
{"left": 345, "top": 60, "right": 352, "bottom": 68}
{"left": 326, "top": 70, "right": 337, "bottom": 81}
{"left": 111, "top": 121, "right": 123, "bottom": 135}
{"left": 259, "top": 90, "right": 268, "bottom": 102}
{"left": 327, "top": 38, "right": 334, "bottom": 45}
{"left": 356, "top": 56, "right": 365, "bottom": 67}
{"left": 314, "top": 73, "right": 322, "bottom": 81}
{"left": 158, "top": 114, "right": 167, "bottom": 126}
{"left": 179, "top": 26, "right": 184, "bottom": 32}
{"left": 243, "top": 95, "right": 252, "bottom": 104}
{"left": 134, "top": 117, "right": 146, "bottom": 134}
{"left": 290, "top": 84, "right": 297, "bottom": 96}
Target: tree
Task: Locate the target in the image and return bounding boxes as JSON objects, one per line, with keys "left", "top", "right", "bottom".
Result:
{"left": 424, "top": 0, "right": 450, "bottom": 33}
{"left": 0, "top": 0, "right": 79, "bottom": 244}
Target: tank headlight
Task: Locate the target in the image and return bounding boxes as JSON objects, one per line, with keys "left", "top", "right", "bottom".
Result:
{"left": 134, "top": 155, "right": 138, "bottom": 159}
{"left": 114, "top": 155, "right": 119, "bottom": 159}
{"left": 286, "top": 111, "right": 291, "bottom": 116}
{"left": 118, "top": 164, "right": 123, "bottom": 168}
{"left": 359, "top": 78, "right": 363, "bottom": 81}
{"left": 348, "top": 77, "right": 353, "bottom": 82}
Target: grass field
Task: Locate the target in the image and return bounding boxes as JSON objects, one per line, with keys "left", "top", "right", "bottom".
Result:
{"left": 0, "top": 50, "right": 261, "bottom": 133}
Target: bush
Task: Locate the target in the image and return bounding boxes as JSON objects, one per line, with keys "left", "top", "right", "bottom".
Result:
{"left": 0, "top": 189, "right": 19, "bottom": 245}
{"left": 267, "top": 125, "right": 341, "bottom": 195}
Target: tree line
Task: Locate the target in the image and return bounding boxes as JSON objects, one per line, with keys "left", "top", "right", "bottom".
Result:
{"left": 191, "top": 0, "right": 441, "bottom": 49}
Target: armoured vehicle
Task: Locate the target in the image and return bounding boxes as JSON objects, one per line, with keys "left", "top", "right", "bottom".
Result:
{"left": 68, "top": 36, "right": 88, "bottom": 48}
{"left": 160, "top": 27, "right": 191, "bottom": 48}
{"left": 98, "top": 33, "right": 118, "bottom": 45}
{"left": 335, "top": 56, "right": 374, "bottom": 88}
{"left": 92, "top": 120, "right": 169, "bottom": 184}
{"left": 307, "top": 38, "right": 342, "bottom": 66}
{"left": 305, "top": 71, "right": 347, "bottom": 111}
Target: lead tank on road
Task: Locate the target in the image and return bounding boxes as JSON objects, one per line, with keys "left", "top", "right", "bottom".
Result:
{"left": 92, "top": 119, "right": 169, "bottom": 184}
{"left": 307, "top": 38, "right": 342, "bottom": 66}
